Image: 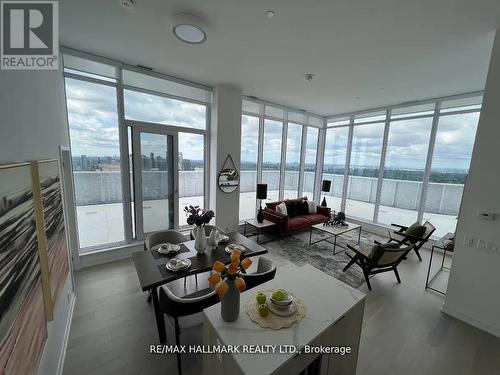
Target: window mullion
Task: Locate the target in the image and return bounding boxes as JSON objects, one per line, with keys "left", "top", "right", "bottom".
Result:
{"left": 418, "top": 102, "right": 441, "bottom": 223}
{"left": 341, "top": 116, "right": 354, "bottom": 213}
{"left": 373, "top": 109, "right": 391, "bottom": 223}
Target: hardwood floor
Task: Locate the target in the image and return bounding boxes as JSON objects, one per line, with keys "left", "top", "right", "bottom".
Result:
{"left": 63, "top": 234, "right": 500, "bottom": 375}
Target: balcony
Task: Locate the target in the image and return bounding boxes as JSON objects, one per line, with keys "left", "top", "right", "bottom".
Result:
{"left": 74, "top": 170, "right": 460, "bottom": 249}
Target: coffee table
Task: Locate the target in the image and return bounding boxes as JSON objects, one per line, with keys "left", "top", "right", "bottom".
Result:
{"left": 309, "top": 221, "right": 361, "bottom": 254}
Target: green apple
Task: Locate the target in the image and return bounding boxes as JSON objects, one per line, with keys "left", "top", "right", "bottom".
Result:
{"left": 256, "top": 292, "right": 267, "bottom": 304}
{"left": 272, "top": 289, "right": 285, "bottom": 301}
{"left": 258, "top": 303, "right": 269, "bottom": 317}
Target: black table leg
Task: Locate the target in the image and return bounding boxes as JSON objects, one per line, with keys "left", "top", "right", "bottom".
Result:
{"left": 333, "top": 235, "right": 338, "bottom": 255}
{"left": 425, "top": 246, "right": 435, "bottom": 289}
{"left": 151, "top": 287, "right": 166, "bottom": 344}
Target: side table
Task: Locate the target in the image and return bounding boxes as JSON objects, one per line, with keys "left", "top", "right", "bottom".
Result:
{"left": 243, "top": 219, "right": 276, "bottom": 244}
{"left": 425, "top": 232, "right": 454, "bottom": 295}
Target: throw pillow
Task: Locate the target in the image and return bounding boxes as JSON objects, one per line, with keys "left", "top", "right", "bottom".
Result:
{"left": 368, "top": 242, "right": 400, "bottom": 262}
{"left": 404, "top": 222, "right": 426, "bottom": 241}
{"left": 276, "top": 202, "right": 287, "bottom": 216}
{"left": 285, "top": 200, "right": 298, "bottom": 217}
{"left": 297, "top": 200, "right": 309, "bottom": 215}
{"left": 306, "top": 200, "right": 317, "bottom": 214}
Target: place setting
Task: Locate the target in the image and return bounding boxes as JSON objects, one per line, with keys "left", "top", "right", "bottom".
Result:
{"left": 151, "top": 242, "right": 190, "bottom": 260}
{"left": 246, "top": 288, "right": 306, "bottom": 329}
{"left": 165, "top": 256, "right": 192, "bottom": 272}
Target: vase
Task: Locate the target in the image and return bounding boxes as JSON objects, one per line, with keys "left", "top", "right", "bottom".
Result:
{"left": 221, "top": 279, "right": 240, "bottom": 322}
{"left": 194, "top": 226, "right": 207, "bottom": 254}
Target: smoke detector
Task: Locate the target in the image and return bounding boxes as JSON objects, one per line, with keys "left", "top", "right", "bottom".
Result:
{"left": 173, "top": 13, "right": 207, "bottom": 44}
{"left": 304, "top": 73, "right": 315, "bottom": 82}
{"left": 119, "top": 0, "right": 135, "bottom": 9}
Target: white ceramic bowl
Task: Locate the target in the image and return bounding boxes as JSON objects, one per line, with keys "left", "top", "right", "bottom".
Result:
{"left": 270, "top": 290, "right": 293, "bottom": 307}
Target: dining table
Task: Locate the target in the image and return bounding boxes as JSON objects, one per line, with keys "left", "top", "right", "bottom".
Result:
{"left": 132, "top": 231, "right": 268, "bottom": 343}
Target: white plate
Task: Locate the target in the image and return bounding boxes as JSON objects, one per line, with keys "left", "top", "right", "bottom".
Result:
{"left": 225, "top": 244, "right": 246, "bottom": 254}
{"left": 218, "top": 234, "right": 230, "bottom": 243}
{"left": 268, "top": 301, "right": 297, "bottom": 317}
{"left": 166, "top": 258, "right": 191, "bottom": 271}
{"left": 157, "top": 243, "right": 181, "bottom": 255}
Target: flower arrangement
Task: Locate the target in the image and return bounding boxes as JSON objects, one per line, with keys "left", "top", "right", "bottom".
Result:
{"left": 184, "top": 205, "right": 215, "bottom": 227}
{"left": 208, "top": 249, "right": 252, "bottom": 298}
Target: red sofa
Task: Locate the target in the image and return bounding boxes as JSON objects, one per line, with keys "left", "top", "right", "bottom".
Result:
{"left": 263, "top": 197, "right": 330, "bottom": 237}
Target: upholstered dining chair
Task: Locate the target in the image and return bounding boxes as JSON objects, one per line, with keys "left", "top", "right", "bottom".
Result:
{"left": 343, "top": 241, "right": 414, "bottom": 291}
{"left": 144, "top": 230, "right": 194, "bottom": 302}
{"left": 241, "top": 256, "right": 277, "bottom": 290}
{"left": 159, "top": 285, "right": 218, "bottom": 375}
{"left": 387, "top": 221, "right": 436, "bottom": 261}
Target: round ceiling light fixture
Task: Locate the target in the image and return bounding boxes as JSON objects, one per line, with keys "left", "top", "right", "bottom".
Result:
{"left": 266, "top": 10, "right": 275, "bottom": 18}
{"left": 173, "top": 13, "right": 207, "bottom": 44}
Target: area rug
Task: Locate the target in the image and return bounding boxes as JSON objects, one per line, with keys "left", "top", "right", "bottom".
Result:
{"left": 262, "top": 230, "right": 383, "bottom": 289}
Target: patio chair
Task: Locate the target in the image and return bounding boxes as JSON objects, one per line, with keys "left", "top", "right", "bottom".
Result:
{"left": 343, "top": 241, "right": 414, "bottom": 291}
{"left": 387, "top": 221, "right": 436, "bottom": 261}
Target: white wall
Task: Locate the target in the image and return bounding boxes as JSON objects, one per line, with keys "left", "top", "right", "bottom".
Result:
{"left": 210, "top": 85, "right": 243, "bottom": 232}
{"left": 0, "top": 67, "right": 75, "bottom": 374}
{"left": 443, "top": 28, "right": 500, "bottom": 338}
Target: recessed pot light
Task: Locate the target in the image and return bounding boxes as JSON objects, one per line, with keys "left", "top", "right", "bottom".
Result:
{"left": 173, "top": 13, "right": 207, "bottom": 44}
{"left": 266, "top": 11, "right": 275, "bottom": 18}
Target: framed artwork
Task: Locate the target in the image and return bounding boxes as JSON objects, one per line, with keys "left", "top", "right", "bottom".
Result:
{"left": 35, "top": 160, "right": 70, "bottom": 307}
{"left": 0, "top": 163, "right": 48, "bottom": 375}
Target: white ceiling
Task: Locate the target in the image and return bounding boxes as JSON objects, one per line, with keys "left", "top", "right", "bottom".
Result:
{"left": 60, "top": 0, "right": 500, "bottom": 116}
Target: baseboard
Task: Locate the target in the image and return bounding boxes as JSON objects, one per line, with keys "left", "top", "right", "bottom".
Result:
{"left": 441, "top": 303, "right": 500, "bottom": 338}
{"left": 56, "top": 292, "right": 76, "bottom": 375}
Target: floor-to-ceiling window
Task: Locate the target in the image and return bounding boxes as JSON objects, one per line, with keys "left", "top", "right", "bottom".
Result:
{"left": 323, "top": 94, "right": 481, "bottom": 238}
{"left": 63, "top": 51, "right": 211, "bottom": 251}
{"left": 345, "top": 119, "right": 385, "bottom": 220}
{"left": 239, "top": 99, "right": 322, "bottom": 221}
{"left": 262, "top": 119, "right": 283, "bottom": 203}
{"left": 303, "top": 127, "right": 319, "bottom": 199}
{"left": 65, "top": 77, "right": 125, "bottom": 250}
{"left": 283, "top": 122, "right": 303, "bottom": 199}
{"left": 378, "top": 116, "right": 433, "bottom": 226}
{"left": 322, "top": 120, "right": 349, "bottom": 211}
{"left": 239, "top": 115, "right": 259, "bottom": 221}
{"left": 422, "top": 110, "right": 480, "bottom": 237}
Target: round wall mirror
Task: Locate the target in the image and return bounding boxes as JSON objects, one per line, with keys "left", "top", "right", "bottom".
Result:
{"left": 218, "top": 168, "right": 240, "bottom": 193}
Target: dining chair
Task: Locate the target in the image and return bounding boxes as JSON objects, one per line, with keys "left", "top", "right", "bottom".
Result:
{"left": 241, "top": 256, "right": 277, "bottom": 290}
{"left": 144, "top": 230, "right": 194, "bottom": 303}
{"left": 387, "top": 221, "right": 436, "bottom": 261}
{"left": 189, "top": 224, "right": 217, "bottom": 240}
{"left": 343, "top": 241, "right": 414, "bottom": 291}
{"left": 158, "top": 285, "right": 219, "bottom": 375}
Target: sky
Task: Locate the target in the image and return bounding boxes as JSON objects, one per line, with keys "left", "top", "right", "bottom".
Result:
{"left": 66, "top": 78, "right": 479, "bottom": 173}
{"left": 65, "top": 78, "right": 206, "bottom": 159}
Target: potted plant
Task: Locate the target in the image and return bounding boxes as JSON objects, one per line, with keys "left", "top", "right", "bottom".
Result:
{"left": 184, "top": 205, "right": 215, "bottom": 254}
{"left": 208, "top": 250, "right": 252, "bottom": 322}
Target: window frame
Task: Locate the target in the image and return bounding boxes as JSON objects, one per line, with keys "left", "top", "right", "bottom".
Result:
{"left": 62, "top": 47, "right": 212, "bottom": 253}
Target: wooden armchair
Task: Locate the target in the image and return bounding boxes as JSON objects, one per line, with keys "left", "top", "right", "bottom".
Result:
{"left": 343, "top": 241, "right": 414, "bottom": 291}
{"left": 388, "top": 221, "right": 436, "bottom": 261}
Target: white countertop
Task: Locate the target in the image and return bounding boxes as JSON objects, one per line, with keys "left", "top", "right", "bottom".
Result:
{"left": 203, "top": 263, "right": 365, "bottom": 375}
